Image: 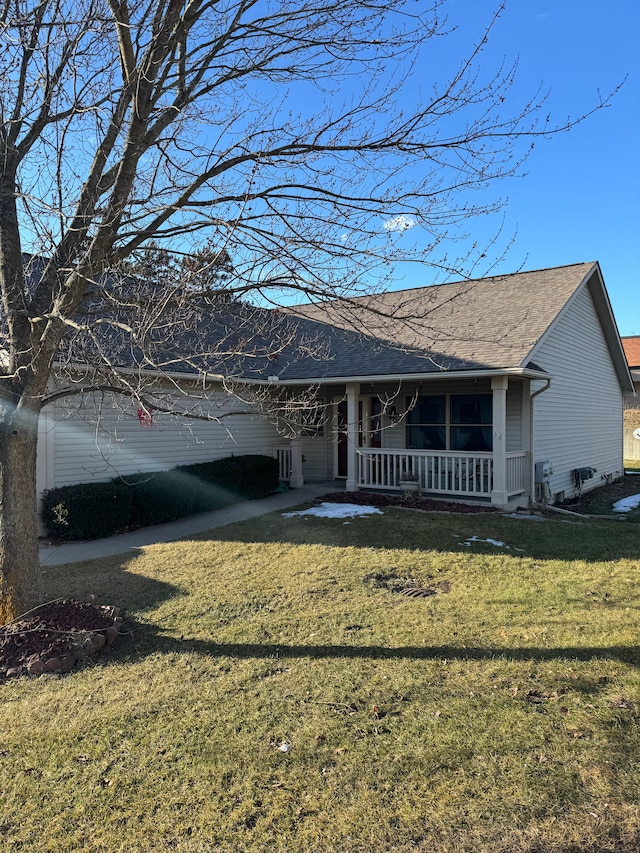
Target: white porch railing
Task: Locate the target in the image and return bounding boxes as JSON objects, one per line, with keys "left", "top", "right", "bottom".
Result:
{"left": 506, "top": 451, "right": 528, "bottom": 496}
{"left": 358, "top": 449, "right": 528, "bottom": 499}
{"left": 274, "top": 445, "right": 292, "bottom": 481}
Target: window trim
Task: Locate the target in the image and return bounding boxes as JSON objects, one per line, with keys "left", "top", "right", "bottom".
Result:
{"left": 406, "top": 393, "right": 493, "bottom": 452}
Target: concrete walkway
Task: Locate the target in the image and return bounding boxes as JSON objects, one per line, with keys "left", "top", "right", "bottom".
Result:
{"left": 40, "top": 483, "right": 337, "bottom": 567}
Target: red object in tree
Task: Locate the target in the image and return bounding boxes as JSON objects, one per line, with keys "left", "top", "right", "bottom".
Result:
{"left": 137, "top": 407, "right": 153, "bottom": 427}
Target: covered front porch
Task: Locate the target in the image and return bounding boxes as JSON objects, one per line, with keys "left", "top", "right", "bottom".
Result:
{"left": 274, "top": 371, "right": 542, "bottom": 509}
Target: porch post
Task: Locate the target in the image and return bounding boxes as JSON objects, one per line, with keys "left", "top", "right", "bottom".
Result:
{"left": 491, "top": 376, "right": 509, "bottom": 507}
{"left": 346, "top": 382, "right": 359, "bottom": 491}
{"left": 289, "top": 438, "right": 304, "bottom": 488}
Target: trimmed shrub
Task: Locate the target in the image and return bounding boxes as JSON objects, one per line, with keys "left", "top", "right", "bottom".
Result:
{"left": 126, "top": 468, "right": 235, "bottom": 528}
{"left": 233, "top": 454, "right": 280, "bottom": 499}
{"left": 187, "top": 454, "right": 279, "bottom": 500}
{"left": 41, "top": 482, "right": 133, "bottom": 541}
{"left": 40, "top": 454, "right": 280, "bottom": 540}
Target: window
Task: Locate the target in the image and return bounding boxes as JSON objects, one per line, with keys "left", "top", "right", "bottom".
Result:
{"left": 406, "top": 394, "right": 492, "bottom": 452}
{"left": 450, "top": 394, "right": 492, "bottom": 451}
{"left": 406, "top": 395, "right": 446, "bottom": 449}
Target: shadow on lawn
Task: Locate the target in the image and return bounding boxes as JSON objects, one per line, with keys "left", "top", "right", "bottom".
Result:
{"left": 42, "top": 549, "right": 183, "bottom": 615}
{"left": 124, "top": 620, "right": 640, "bottom": 668}
{"left": 199, "top": 512, "right": 640, "bottom": 563}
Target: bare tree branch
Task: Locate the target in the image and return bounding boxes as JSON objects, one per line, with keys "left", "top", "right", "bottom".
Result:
{"left": 0, "top": 0, "right": 621, "bottom": 617}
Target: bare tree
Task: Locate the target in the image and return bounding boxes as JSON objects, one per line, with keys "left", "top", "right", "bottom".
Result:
{"left": 0, "top": 0, "right": 614, "bottom": 619}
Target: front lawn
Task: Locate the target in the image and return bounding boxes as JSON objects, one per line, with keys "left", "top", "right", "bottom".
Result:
{"left": 1, "top": 505, "right": 639, "bottom": 852}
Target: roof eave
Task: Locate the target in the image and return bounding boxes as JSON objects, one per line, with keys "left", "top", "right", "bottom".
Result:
{"left": 55, "top": 359, "right": 551, "bottom": 388}
{"left": 255, "top": 365, "right": 551, "bottom": 386}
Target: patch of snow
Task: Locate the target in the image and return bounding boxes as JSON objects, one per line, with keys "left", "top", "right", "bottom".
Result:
{"left": 282, "top": 502, "right": 383, "bottom": 519}
{"left": 503, "top": 513, "right": 546, "bottom": 522}
{"left": 464, "top": 535, "right": 505, "bottom": 547}
{"left": 612, "top": 493, "right": 640, "bottom": 513}
{"left": 462, "top": 535, "right": 524, "bottom": 552}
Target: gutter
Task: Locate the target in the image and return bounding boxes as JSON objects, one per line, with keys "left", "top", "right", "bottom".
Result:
{"left": 247, "top": 366, "right": 552, "bottom": 387}
{"left": 53, "top": 362, "right": 551, "bottom": 389}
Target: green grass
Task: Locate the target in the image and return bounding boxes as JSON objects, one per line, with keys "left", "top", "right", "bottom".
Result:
{"left": 2, "top": 506, "right": 639, "bottom": 852}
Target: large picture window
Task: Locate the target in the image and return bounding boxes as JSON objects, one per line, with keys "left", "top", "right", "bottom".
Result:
{"left": 406, "top": 394, "right": 492, "bottom": 452}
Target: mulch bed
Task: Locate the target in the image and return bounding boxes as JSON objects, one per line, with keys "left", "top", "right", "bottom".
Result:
{"left": 320, "top": 491, "right": 499, "bottom": 514}
{"left": 0, "top": 598, "right": 123, "bottom": 681}
{"left": 557, "top": 473, "right": 640, "bottom": 517}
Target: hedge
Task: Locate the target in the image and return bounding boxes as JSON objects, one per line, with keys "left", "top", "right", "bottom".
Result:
{"left": 41, "top": 482, "right": 134, "bottom": 541}
{"left": 41, "top": 454, "right": 280, "bottom": 541}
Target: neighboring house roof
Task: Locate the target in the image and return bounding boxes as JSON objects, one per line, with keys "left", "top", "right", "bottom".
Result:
{"left": 622, "top": 336, "right": 640, "bottom": 369}
{"left": 622, "top": 337, "right": 640, "bottom": 397}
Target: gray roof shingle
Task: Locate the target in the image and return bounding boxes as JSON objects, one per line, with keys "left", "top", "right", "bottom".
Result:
{"left": 279, "top": 262, "right": 597, "bottom": 380}
{"left": 42, "top": 261, "right": 602, "bottom": 384}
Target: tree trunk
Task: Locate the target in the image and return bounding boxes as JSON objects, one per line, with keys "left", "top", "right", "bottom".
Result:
{"left": 0, "top": 403, "right": 41, "bottom": 623}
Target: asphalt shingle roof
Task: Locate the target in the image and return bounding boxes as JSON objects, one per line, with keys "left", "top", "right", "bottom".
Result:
{"left": 32, "top": 260, "right": 603, "bottom": 384}
{"left": 280, "top": 262, "right": 597, "bottom": 380}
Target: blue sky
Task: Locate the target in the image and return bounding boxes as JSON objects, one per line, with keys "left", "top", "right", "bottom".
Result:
{"left": 393, "top": 1, "right": 639, "bottom": 335}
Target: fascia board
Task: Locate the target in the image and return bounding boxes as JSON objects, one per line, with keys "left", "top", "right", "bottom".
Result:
{"left": 56, "top": 362, "right": 550, "bottom": 390}
{"left": 255, "top": 366, "right": 551, "bottom": 386}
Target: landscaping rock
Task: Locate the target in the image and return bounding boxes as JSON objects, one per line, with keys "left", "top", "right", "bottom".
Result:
{"left": 0, "top": 598, "right": 123, "bottom": 681}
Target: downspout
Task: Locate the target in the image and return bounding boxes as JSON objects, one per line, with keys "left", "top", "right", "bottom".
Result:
{"left": 529, "top": 378, "right": 551, "bottom": 506}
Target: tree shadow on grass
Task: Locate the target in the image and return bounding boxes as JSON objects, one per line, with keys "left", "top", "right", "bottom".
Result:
{"left": 41, "top": 548, "right": 183, "bottom": 614}
{"left": 194, "top": 508, "right": 640, "bottom": 563}
{"left": 41, "top": 538, "right": 639, "bottom": 677}
{"left": 119, "top": 616, "right": 640, "bottom": 669}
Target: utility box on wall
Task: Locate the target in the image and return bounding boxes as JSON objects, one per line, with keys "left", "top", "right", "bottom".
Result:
{"left": 534, "top": 461, "right": 552, "bottom": 483}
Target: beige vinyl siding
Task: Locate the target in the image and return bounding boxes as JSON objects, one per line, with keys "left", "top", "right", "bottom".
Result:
{"left": 530, "top": 283, "right": 624, "bottom": 500}
{"left": 506, "top": 381, "right": 523, "bottom": 452}
{"left": 384, "top": 416, "right": 405, "bottom": 450}
{"left": 299, "top": 435, "right": 333, "bottom": 481}
{"left": 45, "top": 388, "right": 281, "bottom": 491}
{"left": 299, "top": 389, "right": 334, "bottom": 481}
